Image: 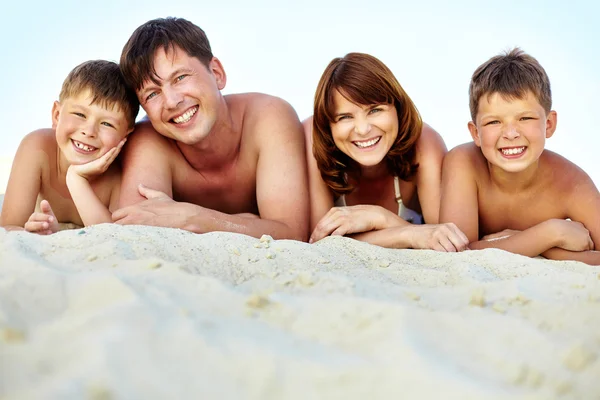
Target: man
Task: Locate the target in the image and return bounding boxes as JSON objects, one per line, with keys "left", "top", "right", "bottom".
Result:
{"left": 113, "top": 17, "right": 309, "bottom": 241}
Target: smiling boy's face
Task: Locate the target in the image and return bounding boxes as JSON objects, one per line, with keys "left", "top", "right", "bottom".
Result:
{"left": 52, "top": 90, "right": 131, "bottom": 165}
{"left": 468, "top": 90, "right": 557, "bottom": 175}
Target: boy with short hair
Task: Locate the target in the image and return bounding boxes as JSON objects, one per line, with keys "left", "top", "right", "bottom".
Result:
{"left": 0, "top": 60, "right": 139, "bottom": 234}
{"left": 440, "top": 48, "right": 600, "bottom": 265}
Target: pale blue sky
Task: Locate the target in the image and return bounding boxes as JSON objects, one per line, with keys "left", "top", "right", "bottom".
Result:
{"left": 1, "top": 0, "right": 598, "bottom": 185}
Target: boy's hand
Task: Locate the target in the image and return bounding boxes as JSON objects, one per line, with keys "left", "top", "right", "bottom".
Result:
{"left": 68, "top": 138, "right": 127, "bottom": 180}
{"left": 549, "top": 219, "right": 595, "bottom": 251}
{"left": 24, "top": 200, "right": 59, "bottom": 235}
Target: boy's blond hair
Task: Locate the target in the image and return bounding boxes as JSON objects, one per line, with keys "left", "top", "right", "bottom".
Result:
{"left": 59, "top": 60, "right": 139, "bottom": 129}
{"left": 469, "top": 48, "right": 552, "bottom": 121}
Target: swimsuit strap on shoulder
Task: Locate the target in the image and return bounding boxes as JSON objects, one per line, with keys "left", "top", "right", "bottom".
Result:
{"left": 393, "top": 176, "right": 402, "bottom": 205}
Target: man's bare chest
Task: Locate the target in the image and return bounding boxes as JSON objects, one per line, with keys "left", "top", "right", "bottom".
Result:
{"left": 171, "top": 162, "right": 258, "bottom": 214}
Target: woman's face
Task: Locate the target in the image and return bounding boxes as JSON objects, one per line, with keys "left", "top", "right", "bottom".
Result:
{"left": 329, "top": 89, "right": 398, "bottom": 168}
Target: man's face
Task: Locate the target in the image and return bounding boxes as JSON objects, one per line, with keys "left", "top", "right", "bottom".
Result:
{"left": 136, "top": 46, "right": 226, "bottom": 146}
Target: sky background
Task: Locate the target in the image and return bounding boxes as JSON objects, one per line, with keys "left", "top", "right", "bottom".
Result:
{"left": 0, "top": 0, "right": 598, "bottom": 191}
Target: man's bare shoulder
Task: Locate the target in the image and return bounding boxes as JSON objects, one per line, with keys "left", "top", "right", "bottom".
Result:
{"left": 227, "top": 93, "right": 301, "bottom": 137}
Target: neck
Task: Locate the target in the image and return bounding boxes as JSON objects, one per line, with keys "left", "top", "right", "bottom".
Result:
{"left": 488, "top": 161, "right": 540, "bottom": 193}
{"left": 178, "top": 96, "right": 240, "bottom": 171}
{"left": 359, "top": 161, "right": 390, "bottom": 181}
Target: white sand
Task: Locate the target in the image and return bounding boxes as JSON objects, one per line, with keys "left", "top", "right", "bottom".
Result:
{"left": 0, "top": 223, "right": 599, "bottom": 399}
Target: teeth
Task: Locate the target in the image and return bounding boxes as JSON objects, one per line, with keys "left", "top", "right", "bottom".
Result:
{"left": 73, "top": 140, "right": 95, "bottom": 152}
{"left": 354, "top": 137, "right": 380, "bottom": 148}
{"left": 501, "top": 147, "right": 525, "bottom": 156}
{"left": 173, "top": 107, "right": 198, "bottom": 124}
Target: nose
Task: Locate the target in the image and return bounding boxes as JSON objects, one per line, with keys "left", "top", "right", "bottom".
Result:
{"left": 354, "top": 117, "right": 371, "bottom": 136}
{"left": 81, "top": 120, "right": 98, "bottom": 138}
{"left": 163, "top": 87, "right": 183, "bottom": 109}
{"left": 503, "top": 122, "right": 520, "bottom": 140}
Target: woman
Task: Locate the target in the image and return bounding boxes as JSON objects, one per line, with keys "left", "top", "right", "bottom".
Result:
{"left": 306, "top": 52, "right": 468, "bottom": 251}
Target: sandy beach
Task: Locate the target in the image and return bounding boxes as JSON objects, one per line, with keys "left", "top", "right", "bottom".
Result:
{"left": 0, "top": 221, "right": 599, "bottom": 399}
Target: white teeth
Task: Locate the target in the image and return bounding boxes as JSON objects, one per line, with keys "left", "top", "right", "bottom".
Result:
{"left": 73, "top": 140, "right": 95, "bottom": 152}
{"left": 173, "top": 107, "right": 198, "bottom": 124}
{"left": 501, "top": 147, "right": 525, "bottom": 156}
{"left": 354, "top": 137, "right": 381, "bottom": 148}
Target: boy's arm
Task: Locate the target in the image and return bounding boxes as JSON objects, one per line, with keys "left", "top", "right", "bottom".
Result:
{"left": 66, "top": 139, "right": 125, "bottom": 226}
{"left": 0, "top": 131, "right": 46, "bottom": 230}
{"left": 414, "top": 124, "right": 448, "bottom": 224}
{"left": 439, "top": 144, "right": 480, "bottom": 241}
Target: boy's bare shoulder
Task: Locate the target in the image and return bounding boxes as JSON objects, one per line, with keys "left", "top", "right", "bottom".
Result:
{"left": 541, "top": 150, "right": 596, "bottom": 191}
{"left": 20, "top": 128, "right": 56, "bottom": 148}
{"left": 444, "top": 142, "right": 486, "bottom": 172}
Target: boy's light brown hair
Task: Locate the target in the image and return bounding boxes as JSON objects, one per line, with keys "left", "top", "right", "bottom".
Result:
{"left": 469, "top": 48, "right": 552, "bottom": 122}
{"left": 59, "top": 60, "right": 139, "bottom": 129}
{"left": 120, "top": 17, "right": 213, "bottom": 93}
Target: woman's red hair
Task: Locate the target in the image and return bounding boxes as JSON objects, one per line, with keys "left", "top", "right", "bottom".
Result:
{"left": 313, "top": 52, "right": 422, "bottom": 195}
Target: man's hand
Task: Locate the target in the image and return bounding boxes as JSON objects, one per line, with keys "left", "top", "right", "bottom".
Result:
{"left": 24, "top": 200, "right": 60, "bottom": 235}
{"left": 309, "top": 205, "right": 400, "bottom": 243}
{"left": 112, "top": 184, "right": 197, "bottom": 228}
{"left": 68, "top": 138, "right": 126, "bottom": 180}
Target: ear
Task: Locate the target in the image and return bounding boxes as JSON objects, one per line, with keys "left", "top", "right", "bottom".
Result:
{"left": 468, "top": 121, "right": 481, "bottom": 147}
{"left": 209, "top": 57, "right": 227, "bottom": 90}
{"left": 51, "top": 101, "right": 61, "bottom": 129}
{"left": 545, "top": 110, "right": 557, "bottom": 139}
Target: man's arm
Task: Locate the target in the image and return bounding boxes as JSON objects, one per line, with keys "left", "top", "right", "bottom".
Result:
{"left": 414, "top": 123, "right": 448, "bottom": 224}
{"left": 302, "top": 116, "right": 336, "bottom": 231}
{"left": 0, "top": 131, "right": 46, "bottom": 231}
{"left": 118, "top": 121, "right": 175, "bottom": 207}
{"left": 245, "top": 97, "right": 310, "bottom": 241}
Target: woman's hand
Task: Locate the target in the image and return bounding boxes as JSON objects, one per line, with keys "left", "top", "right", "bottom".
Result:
{"left": 408, "top": 223, "right": 470, "bottom": 252}
{"left": 309, "top": 205, "right": 402, "bottom": 243}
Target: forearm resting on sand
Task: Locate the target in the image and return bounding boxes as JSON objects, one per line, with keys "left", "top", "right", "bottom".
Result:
{"left": 350, "top": 222, "right": 469, "bottom": 252}
{"left": 541, "top": 248, "right": 600, "bottom": 266}
{"left": 469, "top": 219, "right": 593, "bottom": 258}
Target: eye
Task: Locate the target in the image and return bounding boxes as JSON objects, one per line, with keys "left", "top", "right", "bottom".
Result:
{"left": 484, "top": 120, "right": 500, "bottom": 126}
{"left": 368, "top": 107, "right": 382, "bottom": 114}
{"left": 73, "top": 112, "right": 85, "bottom": 118}
{"left": 175, "top": 74, "right": 187, "bottom": 82}
{"left": 145, "top": 92, "right": 158, "bottom": 102}
{"left": 520, "top": 116, "right": 535, "bottom": 121}
{"left": 336, "top": 115, "right": 351, "bottom": 122}
{"left": 101, "top": 121, "right": 115, "bottom": 128}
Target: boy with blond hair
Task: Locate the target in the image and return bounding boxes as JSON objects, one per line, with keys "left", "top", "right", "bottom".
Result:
{"left": 0, "top": 60, "right": 139, "bottom": 234}
{"left": 440, "top": 48, "right": 600, "bottom": 265}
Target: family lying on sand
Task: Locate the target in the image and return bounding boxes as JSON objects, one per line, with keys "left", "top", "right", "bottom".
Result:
{"left": 1, "top": 17, "right": 599, "bottom": 265}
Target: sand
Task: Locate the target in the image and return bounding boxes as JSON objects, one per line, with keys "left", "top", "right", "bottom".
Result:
{"left": 0, "top": 220, "right": 599, "bottom": 400}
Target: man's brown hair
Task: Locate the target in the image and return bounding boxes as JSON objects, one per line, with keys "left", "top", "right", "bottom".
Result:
{"left": 469, "top": 47, "right": 552, "bottom": 122}
{"left": 120, "top": 17, "right": 213, "bottom": 93}
{"left": 59, "top": 60, "right": 139, "bottom": 129}
{"left": 313, "top": 52, "right": 422, "bottom": 195}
